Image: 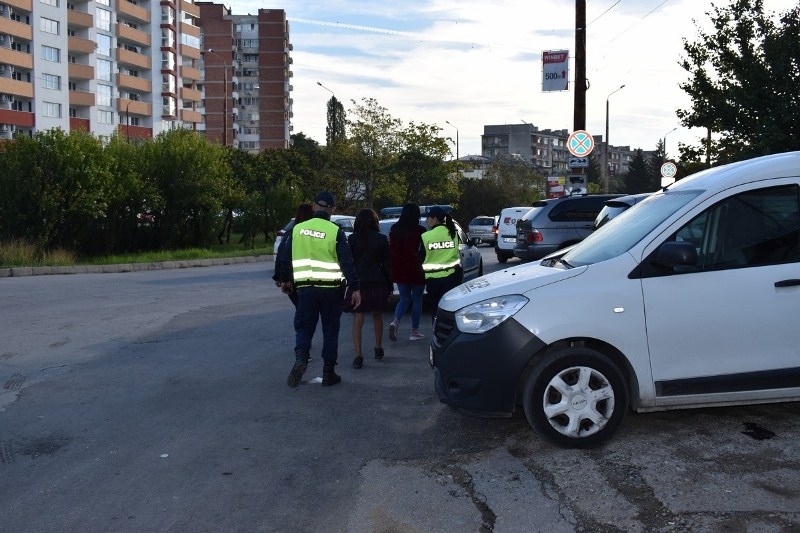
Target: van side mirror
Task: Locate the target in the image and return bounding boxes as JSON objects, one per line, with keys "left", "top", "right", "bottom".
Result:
{"left": 651, "top": 241, "right": 697, "bottom": 268}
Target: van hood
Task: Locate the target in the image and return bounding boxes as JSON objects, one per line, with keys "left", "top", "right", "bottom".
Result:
{"left": 439, "top": 262, "right": 585, "bottom": 311}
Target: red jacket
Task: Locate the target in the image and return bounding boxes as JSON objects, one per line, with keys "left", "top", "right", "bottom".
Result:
{"left": 389, "top": 223, "right": 426, "bottom": 285}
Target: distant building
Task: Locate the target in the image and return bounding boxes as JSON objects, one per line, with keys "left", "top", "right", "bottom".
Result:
{"left": 0, "top": 1, "right": 291, "bottom": 151}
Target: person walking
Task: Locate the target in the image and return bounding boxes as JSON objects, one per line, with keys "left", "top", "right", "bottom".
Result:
{"left": 272, "top": 202, "right": 314, "bottom": 307}
{"left": 343, "top": 209, "right": 392, "bottom": 369}
{"left": 421, "top": 205, "right": 462, "bottom": 325}
{"left": 277, "top": 192, "right": 361, "bottom": 388}
{"left": 387, "top": 203, "right": 427, "bottom": 342}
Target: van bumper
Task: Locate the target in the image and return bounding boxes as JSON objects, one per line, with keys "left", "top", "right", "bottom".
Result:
{"left": 431, "top": 310, "right": 547, "bottom": 416}
{"left": 513, "top": 244, "right": 559, "bottom": 261}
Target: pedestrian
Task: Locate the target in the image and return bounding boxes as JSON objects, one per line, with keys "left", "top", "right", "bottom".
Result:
{"left": 277, "top": 192, "right": 361, "bottom": 388}
{"left": 421, "top": 205, "right": 462, "bottom": 325}
{"left": 272, "top": 202, "right": 314, "bottom": 307}
{"left": 343, "top": 208, "right": 392, "bottom": 369}
{"left": 387, "top": 203, "right": 427, "bottom": 342}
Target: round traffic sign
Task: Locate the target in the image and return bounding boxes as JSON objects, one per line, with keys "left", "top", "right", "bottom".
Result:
{"left": 661, "top": 162, "right": 677, "bottom": 178}
{"left": 567, "top": 130, "right": 595, "bottom": 157}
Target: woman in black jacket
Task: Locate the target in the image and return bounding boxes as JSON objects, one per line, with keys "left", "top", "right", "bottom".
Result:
{"left": 343, "top": 208, "right": 392, "bottom": 368}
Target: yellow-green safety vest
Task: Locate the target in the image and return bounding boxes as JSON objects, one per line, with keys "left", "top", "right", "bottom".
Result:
{"left": 291, "top": 217, "right": 343, "bottom": 287}
{"left": 421, "top": 225, "right": 459, "bottom": 279}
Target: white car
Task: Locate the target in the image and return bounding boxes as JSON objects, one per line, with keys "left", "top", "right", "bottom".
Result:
{"left": 273, "top": 215, "right": 356, "bottom": 256}
{"left": 431, "top": 151, "right": 800, "bottom": 448}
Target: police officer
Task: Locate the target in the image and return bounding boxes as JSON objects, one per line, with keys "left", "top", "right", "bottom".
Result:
{"left": 278, "top": 192, "right": 361, "bottom": 388}
{"left": 421, "top": 205, "right": 462, "bottom": 325}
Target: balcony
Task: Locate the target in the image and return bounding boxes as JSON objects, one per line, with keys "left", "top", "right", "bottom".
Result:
{"left": 180, "top": 86, "right": 201, "bottom": 102}
{"left": 116, "top": 98, "right": 152, "bottom": 116}
{"left": 68, "top": 35, "right": 95, "bottom": 54}
{"left": 116, "top": 47, "right": 151, "bottom": 70}
{"left": 180, "top": 65, "right": 200, "bottom": 81}
{"left": 116, "top": 0, "right": 151, "bottom": 23}
{"left": 3, "top": 0, "right": 33, "bottom": 12}
{"left": 181, "top": 21, "right": 200, "bottom": 38}
{"left": 0, "top": 109, "right": 34, "bottom": 127}
{"left": 67, "top": 9, "right": 93, "bottom": 29}
{"left": 68, "top": 62, "right": 94, "bottom": 80}
{"left": 0, "top": 18, "right": 33, "bottom": 41}
{"left": 0, "top": 48, "right": 33, "bottom": 69}
{"left": 69, "top": 90, "right": 95, "bottom": 107}
{"left": 180, "top": 0, "right": 200, "bottom": 18}
{"left": 0, "top": 78, "right": 33, "bottom": 98}
{"left": 180, "top": 43, "right": 200, "bottom": 60}
{"left": 180, "top": 108, "right": 202, "bottom": 123}
{"left": 116, "top": 23, "right": 150, "bottom": 47}
{"left": 116, "top": 73, "right": 151, "bottom": 92}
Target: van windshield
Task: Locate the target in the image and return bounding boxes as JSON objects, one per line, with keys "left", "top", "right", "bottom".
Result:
{"left": 561, "top": 191, "right": 700, "bottom": 266}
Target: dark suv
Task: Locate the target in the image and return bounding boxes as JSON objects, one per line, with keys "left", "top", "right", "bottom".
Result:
{"left": 513, "top": 194, "right": 622, "bottom": 261}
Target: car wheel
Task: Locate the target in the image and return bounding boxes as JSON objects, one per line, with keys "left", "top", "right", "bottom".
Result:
{"left": 478, "top": 259, "right": 484, "bottom": 277}
{"left": 522, "top": 347, "right": 628, "bottom": 448}
{"left": 497, "top": 254, "right": 508, "bottom": 264}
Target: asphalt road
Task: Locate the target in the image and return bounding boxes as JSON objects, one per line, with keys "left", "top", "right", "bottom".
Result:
{"left": 1, "top": 250, "right": 799, "bottom": 532}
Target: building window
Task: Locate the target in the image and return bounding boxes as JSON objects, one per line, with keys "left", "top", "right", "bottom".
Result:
{"left": 40, "top": 17, "right": 59, "bottom": 34}
{"left": 96, "top": 34, "right": 111, "bottom": 56}
{"left": 42, "top": 45, "right": 61, "bottom": 62}
{"left": 97, "top": 84, "right": 112, "bottom": 106}
{"left": 161, "top": 28, "right": 175, "bottom": 48}
{"left": 96, "top": 8, "right": 111, "bottom": 31}
{"left": 43, "top": 74, "right": 61, "bottom": 90}
{"left": 97, "top": 59, "right": 112, "bottom": 81}
{"left": 162, "top": 96, "right": 176, "bottom": 116}
{"left": 97, "top": 109, "right": 113, "bottom": 123}
{"left": 96, "top": 0, "right": 110, "bottom": 5}
{"left": 41, "top": 0, "right": 59, "bottom": 6}
{"left": 161, "top": 51, "right": 174, "bottom": 70}
{"left": 43, "top": 102, "right": 62, "bottom": 117}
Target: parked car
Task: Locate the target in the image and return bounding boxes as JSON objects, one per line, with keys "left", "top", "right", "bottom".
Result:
{"left": 379, "top": 216, "right": 483, "bottom": 296}
{"left": 431, "top": 151, "right": 800, "bottom": 448}
{"left": 468, "top": 215, "right": 499, "bottom": 246}
{"left": 495, "top": 206, "right": 533, "bottom": 263}
{"left": 513, "top": 194, "right": 622, "bottom": 261}
{"left": 593, "top": 193, "right": 651, "bottom": 230}
{"left": 273, "top": 215, "right": 356, "bottom": 255}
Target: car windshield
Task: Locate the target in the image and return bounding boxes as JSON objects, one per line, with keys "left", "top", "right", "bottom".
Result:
{"left": 560, "top": 191, "right": 700, "bottom": 266}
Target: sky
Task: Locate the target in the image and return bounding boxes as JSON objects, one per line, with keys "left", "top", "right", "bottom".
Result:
{"left": 226, "top": 0, "right": 796, "bottom": 160}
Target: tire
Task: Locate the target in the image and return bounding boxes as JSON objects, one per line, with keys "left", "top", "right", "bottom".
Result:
{"left": 478, "top": 259, "right": 484, "bottom": 277}
{"left": 522, "top": 347, "right": 628, "bottom": 449}
{"left": 497, "top": 254, "right": 508, "bottom": 264}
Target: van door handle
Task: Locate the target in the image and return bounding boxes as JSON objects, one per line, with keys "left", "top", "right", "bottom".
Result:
{"left": 775, "top": 279, "right": 800, "bottom": 287}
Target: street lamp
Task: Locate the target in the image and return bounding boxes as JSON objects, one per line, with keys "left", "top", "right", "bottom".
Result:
{"left": 445, "top": 120, "right": 459, "bottom": 174}
{"left": 604, "top": 84, "right": 626, "bottom": 193}
{"left": 317, "top": 81, "right": 337, "bottom": 144}
{"left": 663, "top": 127, "right": 678, "bottom": 160}
{"left": 207, "top": 48, "right": 228, "bottom": 146}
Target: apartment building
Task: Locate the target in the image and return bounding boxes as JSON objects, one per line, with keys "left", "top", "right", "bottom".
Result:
{"left": 0, "top": 0, "right": 290, "bottom": 151}
{"left": 197, "top": 4, "right": 292, "bottom": 151}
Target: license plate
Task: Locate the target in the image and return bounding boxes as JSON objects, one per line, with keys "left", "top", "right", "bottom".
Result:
{"left": 504, "top": 237, "right": 516, "bottom": 243}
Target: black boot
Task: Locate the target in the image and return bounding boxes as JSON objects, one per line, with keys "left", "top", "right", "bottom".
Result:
{"left": 287, "top": 351, "right": 309, "bottom": 388}
{"left": 322, "top": 362, "right": 341, "bottom": 387}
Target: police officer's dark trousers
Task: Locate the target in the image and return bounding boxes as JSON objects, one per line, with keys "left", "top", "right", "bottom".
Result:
{"left": 425, "top": 270, "right": 461, "bottom": 325}
{"left": 294, "top": 286, "right": 343, "bottom": 364}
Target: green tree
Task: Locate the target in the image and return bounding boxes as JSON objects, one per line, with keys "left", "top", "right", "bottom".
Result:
{"left": 483, "top": 153, "right": 545, "bottom": 204}
{"left": 677, "top": 1, "right": 800, "bottom": 165}
{"left": 325, "top": 96, "right": 346, "bottom": 145}
{"left": 621, "top": 149, "right": 660, "bottom": 194}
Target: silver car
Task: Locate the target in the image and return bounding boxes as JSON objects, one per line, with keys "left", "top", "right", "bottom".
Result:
{"left": 468, "top": 215, "right": 499, "bottom": 246}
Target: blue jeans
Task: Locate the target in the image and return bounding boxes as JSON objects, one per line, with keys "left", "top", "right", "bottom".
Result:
{"left": 393, "top": 283, "right": 424, "bottom": 328}
{"left": 294, "top": 286, "right": 343, "bottom": 364}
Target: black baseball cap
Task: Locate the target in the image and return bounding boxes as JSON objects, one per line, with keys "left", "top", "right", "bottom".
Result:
{"left": 314, "top": 191, "right": 335, "bottom": 208}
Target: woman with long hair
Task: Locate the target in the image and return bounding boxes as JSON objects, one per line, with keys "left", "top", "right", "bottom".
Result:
{"left": 343, "top": 208, "right": 392, "bottom": 368}
{"left": 387, "top": 203, "right": 426, "bottom": 342}
{"left": 272, "top": 202, "right": 314, "bottom": 306}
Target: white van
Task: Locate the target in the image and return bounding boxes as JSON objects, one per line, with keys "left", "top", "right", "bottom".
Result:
{"left": 431, "top": 151, "right": 800, "bottom": 448}
{"left": 495, "top": 206, "right": 532, "bottom": 263}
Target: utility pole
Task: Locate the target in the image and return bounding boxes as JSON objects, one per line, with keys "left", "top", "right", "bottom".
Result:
{"left": 574, "top": 0, "right": 586, "bottom": 131}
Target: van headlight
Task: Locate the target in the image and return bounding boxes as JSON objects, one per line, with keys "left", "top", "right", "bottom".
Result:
{"left": 454, "top": 295, "right": 529, "bottom": 334}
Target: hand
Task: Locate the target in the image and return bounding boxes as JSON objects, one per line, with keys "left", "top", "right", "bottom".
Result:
{"left": 281, "top": 281, "right": 294, "bottom": 294}
{"left": 350, "top": 289, "right": 362, "bottom": 310}
{"left": 275, "top": 280, "right": 282, "bottom": 288}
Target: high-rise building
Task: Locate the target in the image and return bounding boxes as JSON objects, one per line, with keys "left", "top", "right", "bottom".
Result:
{"left": 0, "top": 1, "right": 291, "bottom": 151}
{"left": 197, "top": 5, "right": 292, "bottom": 151}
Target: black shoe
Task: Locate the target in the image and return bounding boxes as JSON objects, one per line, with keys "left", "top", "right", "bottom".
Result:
{"left": 352, "top": 356, "right": 363, "bottom": 369}
{"left": 322, "top": 363, "right": 341, "bottom": 386}
{"left": 287, "top": 360, "right": 307, "bottom": 388}
{"left": 374, "top": 347, "right": 384, "bottom": 360}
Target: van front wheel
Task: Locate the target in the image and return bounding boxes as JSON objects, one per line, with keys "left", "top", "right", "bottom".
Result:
{"left": 522, "top": 347, "right": 628, "bottom": 448}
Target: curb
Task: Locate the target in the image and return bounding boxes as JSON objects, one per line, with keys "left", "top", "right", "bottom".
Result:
{"left": 0, "top": 254, "right": 274, "bottom": 278}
